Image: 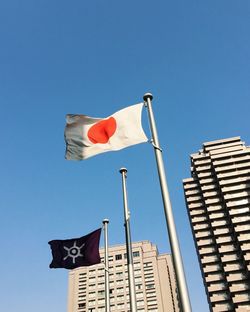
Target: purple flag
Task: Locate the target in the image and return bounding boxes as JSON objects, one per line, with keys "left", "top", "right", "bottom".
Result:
{"left": 48, "top": 228, "right": 101, "bottom": 269}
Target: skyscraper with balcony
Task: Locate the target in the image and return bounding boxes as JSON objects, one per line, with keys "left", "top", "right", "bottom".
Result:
{"left": 67, "top": 241, "right": 180, "bottom": 312}
{"left": 183, "top": 137, "right": 250, "bottom": 311}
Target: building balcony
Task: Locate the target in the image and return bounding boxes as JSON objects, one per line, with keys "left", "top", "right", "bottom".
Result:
{"left": 215, "top": 162, "right": 250, "bottom": 174}
{"left": 207, "top": 205, "right": 224, "bottom": 213}
{"left": 217, "top": 168, "right": 250, "bottom": 180}
{"left": 199, "top": 247, "right": 216, "bottom": 255}
{"left": 216, "top": 236, "right": 233, "bottom": 245}
{"left": 199, "top": 177, "right": 216, "bottom": 185}
{"left": 195, "top": 165, "right": 212, "bottom": 172}
{"left": 229, "top": 207, "right": 250, "bottom": 216}
{"left": 189, "top": 209, "right": 207, "bottom": 217}
{"left": 208, "top": 282, "right": 227, "bottom": 292}
{"left": 241, "top": 243, "right": 250, "bottom": 251}
{"left": 232, "top": 215, "right": 250, "bottom": 224}
{"left": 232, "top": 293, "right": 250, "bottom": 304}
{"left": 201, "top": 184, "right": 218, "bottom": 191}
{"left": 185, "top": 189, "right": 201, "bottom": 196}
{"left": 210, "top": 212, "right": 226, "bottom": 220}
{"left": 218, "top": 244, "right": 237, "bottom": 253}
{"left": 195, "top": 230, "right": 212, "bottom": 238}
{"left": 192, "top": 216, "right": 208, "bottom": 223}
{"left": 210, "top": 293, "right": 230, "bottom": 303}
{"left": 219, "top": 176, "right": 250, "bottom": 186}
{"left": 222, "top": 183, "right": 250, "bottom": 193}
{"left": 221, "top": 254, "right": 239, "bottom": 263}
{"left": 212, "top": 303, "right": 234, "bottom": 312}
{"left": 230, "top": 283, "right": 250, "bottom": 293}
{"left": 197, "top": 171, "right": 213, "bottom": 179}
{"left": 235, "top": 304, "right": 250, "bottom": 311}
{"left": 227, "top": 273, "right": 247, "bottom": 282}
{"left": 189, "top": 202, "right": 204, "bottom": 209}
{"left": 238, "top": 233, "right": 250, "bottom": 242}
{"left": 205, "top": 198, "right": 221, "bottom": 205}
{"left": 235, "top": 224, "right": 250, "bottom": 233}
{"left": 224, "top": 263, "right": 243, "bottom": 273}
{"left": 186, "top": 195, "right": 203, "bottom": 203}
{"left": 197, "top": 238, "right": 214, "bottom": 247}
{"left": 224, "top": 191, "right": 250, "bottom": 200}
{"left": 193, "top": 223, "right": 210, "bottom": 231}
{"left": 201, "top": 255, "right": 220, "bottom": 264}
{"left": 213, "top": 153, "right": 250, "bottom": 166}
{"left": 204, "top": 264, "right": 222, "bottom": 273}
{"left": 214, "top": 228, "right": 231, "bottom": 236}
{"left": 206, "top": 274, "right": 224, "bottom": 283}
{"left": 211, "top": 220, "right": 228, "bottom": 228}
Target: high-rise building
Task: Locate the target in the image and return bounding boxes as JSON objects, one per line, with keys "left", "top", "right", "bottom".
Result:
{"left": 183, "top": 136, "right": 250, "bottom": 312}
{"left": 68, "top": 241, "right": 180, "bottom": 312}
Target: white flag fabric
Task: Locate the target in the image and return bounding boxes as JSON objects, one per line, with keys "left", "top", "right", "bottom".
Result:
{"left": 64, "top": 103, "right": 148, "bottom": 160}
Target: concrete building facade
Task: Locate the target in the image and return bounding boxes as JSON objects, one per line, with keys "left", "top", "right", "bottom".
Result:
{"left": 68, "top": 241, "right": 179, "bottom": 312}
{"left": 183, "top": 137, "right": 250, "bottom": 311}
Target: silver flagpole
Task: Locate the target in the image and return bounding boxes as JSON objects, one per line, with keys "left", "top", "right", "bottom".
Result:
{"left": 119, "top": 168, "right": 137, "bottom": 312}
{"left": 143, "top": 93, "right": 192, "bottom": 312}
{"left": 102, "top": 219, "right": 110, "bottom": 312}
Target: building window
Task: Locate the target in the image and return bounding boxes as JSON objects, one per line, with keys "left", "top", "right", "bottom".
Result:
{"left": 133, "top": 251, "right": 140, "bottom": 257}
{"left": 115, "top": 254, "right": 122, "bottom": 260}
{"left": 79, "top": 287, "right": 86, "bottom": 291}
{"left": 98, "top": 283, "right": 104, "bottom": 289}
{"left": 148, "top": 299, "right": 157, "bottom": 305}
{"left": 78, "top": 295, "right": 86, "bottom": 299}
{"left": 117, "top": 280, "right": 123, "bottom": 286}
{"left": 135, "top": 269, "right": 141, "bottom": 275}
{"left": 98, "top": 276, "right": 104, "bottom": 281}
{"left": 98, "top": 298, "right": 105, "bottom": 304}
{"left": 116, "top": 264, "right": 123, "bottom": 269}
{"left": 78, "top": 303, "right": 86, "bottom": 308}
{"left": 117, "top": 295, "right": 124, "bottom": 301}
{"left": 98, "top": 290, "right": 105, "bottom": 296}
{"left": 137, "top": 300, "right": 144, "bottom": 306}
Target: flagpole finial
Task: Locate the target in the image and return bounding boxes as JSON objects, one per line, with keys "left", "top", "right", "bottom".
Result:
{"left": 143, "top": 93, "right": 153, "bottom": 101}
{"left": 102, "top": 219, "right": 109, "bottom": 224}
{"left": 119, "top": 167, "right": 127, "bottom": 174}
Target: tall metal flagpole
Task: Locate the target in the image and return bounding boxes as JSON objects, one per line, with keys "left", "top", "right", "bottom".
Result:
{"left": 143, "top": 93, "right": 192, "bottom": 312}
{"left": 102, "top": 219, "right": 110, "bottom": 312}
{"left": 119, "top": 168, "right": 137, "bottom": 312}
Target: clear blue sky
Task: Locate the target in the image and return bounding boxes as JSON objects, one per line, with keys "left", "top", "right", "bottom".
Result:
{"left": 1, "top": 1, "right": 249, "bottom": 311}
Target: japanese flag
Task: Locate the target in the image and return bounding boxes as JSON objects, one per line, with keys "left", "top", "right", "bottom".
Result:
{"left": 64, "top": 103, "right": 148, "bottom": 160}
